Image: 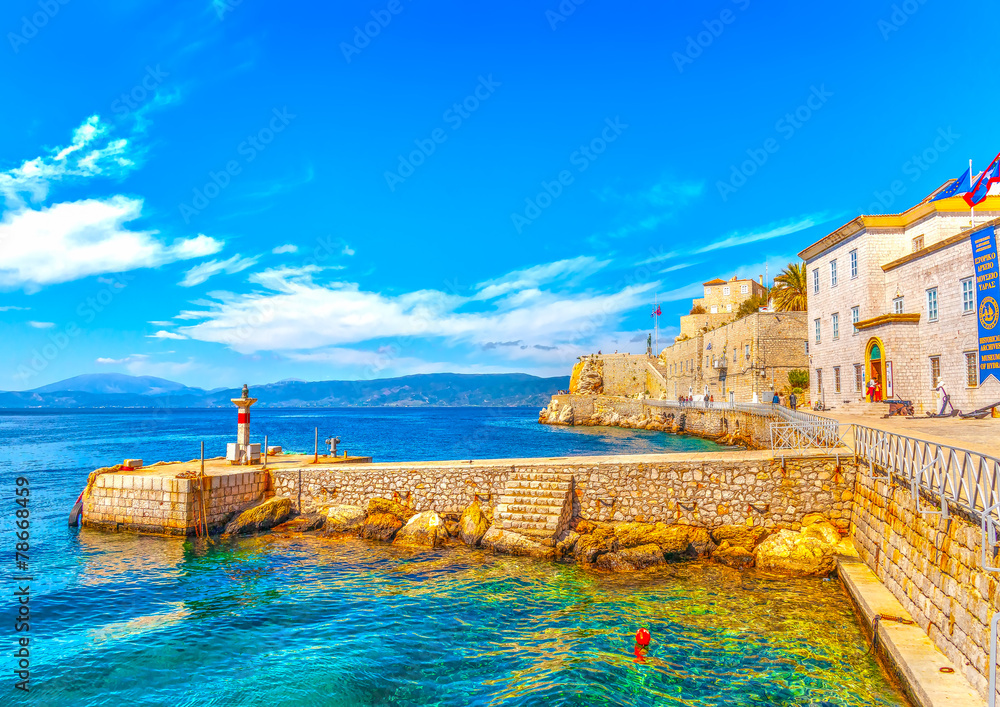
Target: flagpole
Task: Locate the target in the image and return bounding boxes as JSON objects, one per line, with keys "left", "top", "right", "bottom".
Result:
{"left": 971, "top": 158, "right": 975, "bottom": 227}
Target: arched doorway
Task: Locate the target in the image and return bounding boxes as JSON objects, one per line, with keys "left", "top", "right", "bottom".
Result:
{"left": 865, "top": 337, "right": 885, "bottom": 402}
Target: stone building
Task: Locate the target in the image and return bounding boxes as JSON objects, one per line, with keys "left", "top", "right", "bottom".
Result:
{"left": 799, "top": 188, "right": 1000, "bottom": 412}
{"left": 677, "top": 275, "right": 769, "bottom": 338}
{"left": 658, "top": 274, "right": 808, "bottom": 402}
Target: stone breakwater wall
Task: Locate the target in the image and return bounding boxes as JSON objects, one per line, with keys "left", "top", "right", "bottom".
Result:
{"left": 543, "top": 394, "right": 772, "bottom": 447}
{"left": 272, "top": 451, "right": 854, "bottom": 532}
{"left": 84, "top": 469, "right": 268, "bottom": 535}
{"left": 270, "top": 464, "right": 510, "bottom": 517}
{"left": 852, "top": 471, "right": 999, "bottom": 700}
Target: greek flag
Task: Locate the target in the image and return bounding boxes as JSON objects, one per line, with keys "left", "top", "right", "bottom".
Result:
{"left": 965, "top": 155, "right": 1000, "bottom": 207}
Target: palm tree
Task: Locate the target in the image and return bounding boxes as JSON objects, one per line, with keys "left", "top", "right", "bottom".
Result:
{"left": 772, "top": 262, "right": 808, "bottom": 311}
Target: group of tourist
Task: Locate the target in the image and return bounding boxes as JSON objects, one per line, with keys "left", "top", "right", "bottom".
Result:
{"left": 677, "top": 395, "right": 714, "bottom": 407}
{"left": 772, "top": 392, "right": 798, "bottom": 410}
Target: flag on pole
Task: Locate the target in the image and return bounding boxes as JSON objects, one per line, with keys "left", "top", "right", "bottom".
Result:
{"left": 930, "top": 166, "right": 972, "bottom": 201}
{"left": 965, "top": 154, "right": 1000, "bottom": 207}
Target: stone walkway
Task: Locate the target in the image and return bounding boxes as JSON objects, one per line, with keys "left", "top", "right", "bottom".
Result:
{"left": 813, "top": 408, "right": 1000, "bottom": 459}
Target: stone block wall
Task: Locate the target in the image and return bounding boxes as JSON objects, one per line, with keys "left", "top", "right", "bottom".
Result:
{"left": 270, "top": 464, "right": 511, "bottom": 516}
{"left": 595, "top": 354, "right": 652, "bottom": 396}
{"left": 270, "top": 451, "right": 854, "bottom": 533}
{"left": 574, "top": 453, "right": 854, "bottom": 530}
{"left": 852, "top": 471, "right": 998, "bottom": 699}
{"left": 83, "top": 470, "right": 267, "bottom": 535}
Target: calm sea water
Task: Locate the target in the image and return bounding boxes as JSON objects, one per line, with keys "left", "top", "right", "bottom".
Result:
{"left": 0, "top": 408, "right": 907, "bottom": 706}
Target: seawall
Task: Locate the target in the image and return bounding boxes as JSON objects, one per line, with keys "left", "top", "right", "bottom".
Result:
{"left": 853, "top": 470, "right": 997, "bottom": 697}
{"left": 542, "top": 393, "right": 774, "bottom": 447}
{"left": 270, "top": 450, "right": 854, "bottom": 531}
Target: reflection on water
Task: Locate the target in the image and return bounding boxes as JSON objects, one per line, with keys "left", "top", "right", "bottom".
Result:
{"left": 30, "top": 533, "right": 907, "bottom": 707}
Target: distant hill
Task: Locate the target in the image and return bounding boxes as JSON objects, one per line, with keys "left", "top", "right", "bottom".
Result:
{"left": 0, "top": 372, "right": 569, "bottom": 409}
{"left": 31, "top": 373, "right": 205, "bottom": 396}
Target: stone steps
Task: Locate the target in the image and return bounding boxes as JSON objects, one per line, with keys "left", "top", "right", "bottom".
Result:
{"left": 493, "top": 469, "right": 574, "bottom": 547}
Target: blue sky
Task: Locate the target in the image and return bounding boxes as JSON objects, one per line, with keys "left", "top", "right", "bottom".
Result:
{"left": 1, "top": 0, "right": 997, "bottom": 390}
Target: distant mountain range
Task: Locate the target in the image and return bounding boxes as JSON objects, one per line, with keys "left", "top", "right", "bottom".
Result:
{"left": 0, "top": 373, "right": 569, "bottom": 409}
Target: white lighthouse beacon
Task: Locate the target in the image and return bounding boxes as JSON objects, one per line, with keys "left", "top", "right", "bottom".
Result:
{"left": 227, "top": 383, "right": 260, "bottom": 465}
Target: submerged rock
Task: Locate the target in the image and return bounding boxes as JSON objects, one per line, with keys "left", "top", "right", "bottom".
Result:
{"left": 711, "top": 525, "right": 770, "bottom": 551}
{"left": 359, "top": 512, "right": 404, "bottom": 542}
{"left": 713, "top": 542, "right": 755, "bottom": 569}
{"left": 754, "top": 529, "right": 837, "bottom": 576}
{"left": 324, "top": 505, "right": 366, "bottom": 533}
{"left": 272, "top": 513, "right": 325, "bottom": 533}
{"left": 613, "top": 522, "right": 707, "bottom": 558}
{"left": 481, "top": 527, "right": 555, "bottom": 559}
{"left": 459, "top": 501, "right": 490, "bottom": 547}
{"left": 395, "top": 511, "right": 447, "bottom": 548}
{"left": 223, "top": 497, "right": 292, "bottom": 536}
{"left": 595, "top": 543, "right": 665, "bottom": 571}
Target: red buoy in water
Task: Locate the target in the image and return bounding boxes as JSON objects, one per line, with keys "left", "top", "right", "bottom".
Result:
{"left": 635, "top": 628, "right": 651, "bottom": 646}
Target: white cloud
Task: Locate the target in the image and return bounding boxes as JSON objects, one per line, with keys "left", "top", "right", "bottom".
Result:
{"left": 27, "top": 321, "right": 54, "bottom": 328}
{"left": 179, "top": 253, "right": 260, "bottom": 287}
{"left": 0, "top": 305, "right": 29, "bottom": 311}
{"left": 473, "top": 256, "right": 609, "bottom": 301}
{"left": 596, "top": 179, "right": 704, "bottom": 240}
{"left": 693, "top": 213, "right": 835, "bottom": 254}
{"left": 148, "top": 320, "right": 175, "bottom": 326}
{"left": 271, "top": 244, "right": 298, "bottom": 254}
{"left": 0, "top": 197, "right": 222, "bottom": 291}
{"left": 96, "top": 353, "right": 199, "bottom": 379}
{"left": 174, "top": 264, "right": 657, "bottom": 357}
{"left": 342, "top": 245, "right": 355, "bottom": 256}
{"left": 0, "top": 115, "right": 137, "bottom": 208}
{"left": 148, "top": 330, "right": 188, "bottom": 340}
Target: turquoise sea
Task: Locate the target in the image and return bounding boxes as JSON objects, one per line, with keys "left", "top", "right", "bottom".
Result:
{"left": 0, "top": 408, "right": 907, "bottom": 706}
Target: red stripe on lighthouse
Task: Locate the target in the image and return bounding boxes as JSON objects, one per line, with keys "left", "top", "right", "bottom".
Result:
{"left": 238, "top": 412, "right": 248, "bottom": 424}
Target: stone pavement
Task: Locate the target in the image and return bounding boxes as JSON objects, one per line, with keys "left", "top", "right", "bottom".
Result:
{"left": 812, "top": 407, "right": 1000, "bottom": 459}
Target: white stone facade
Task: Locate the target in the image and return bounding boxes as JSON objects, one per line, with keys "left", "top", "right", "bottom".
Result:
{"left": 801, "top": 197, "right": 1000, "bottom": 412}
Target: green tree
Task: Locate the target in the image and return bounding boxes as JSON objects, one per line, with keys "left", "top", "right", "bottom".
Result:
{"left": 690, "top": 304, "right": 706, "bottom": 314}
{"left": 788, "top": 369, "right": 809, "bottom": 389}
{"left": 772, "top": 262, "right": 808, "bottom": 312}
{"left": 734, "top": 294, "right": 768, "bottom": 320}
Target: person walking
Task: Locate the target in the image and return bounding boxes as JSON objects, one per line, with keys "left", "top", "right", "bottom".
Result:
{"left": 772, "top": 392, "right": 780, "bottom": 409}
{"left": 789, "top": 392, "right": 797, "bottom": 411}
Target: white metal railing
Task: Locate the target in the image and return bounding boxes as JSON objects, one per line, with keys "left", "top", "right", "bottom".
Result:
{"left": 769, "top": 420, "right": 843, "bottom": 449}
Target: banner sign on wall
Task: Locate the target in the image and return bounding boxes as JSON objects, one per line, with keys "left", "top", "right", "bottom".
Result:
{"left": 885, "top": 361, "right": 894, "bottom": 398}
{"left": 973, "top": 226, "right": 1000, "bottom": 385}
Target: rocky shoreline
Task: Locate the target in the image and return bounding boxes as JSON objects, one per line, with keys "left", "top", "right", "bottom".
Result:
{"left": 223, "top": 495, "right": 857, "bottom": 577}
{"left": 539, "top": 397, "right": 757, "bottom": 448}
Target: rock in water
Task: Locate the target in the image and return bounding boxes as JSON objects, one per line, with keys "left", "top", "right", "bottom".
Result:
{"left": 223, "top": 497, "right": 292, "bottom": 535}
{"left": 713, "top": 543, "right": 756, "bottom": 569}
{"left": 273, "top": 513, "right": 325, "bottom": 533}
{"left": 324, "top": 505, "right": 366, "bottom": 533}
{"left": 711, "top": 525, "right": 771, "bottom": 551}
{"left": 754, "top": 529, "right": 837, "bottom": 576}
{"left": 481, "top": 527, "right": 555, "bottom": 559}
{"left": 459, "top": 501, "right": 490, "bottom": 547}
{"left": 367, "top": 498, "right": 417, "bottom": 522}
{"left": 555, "top": 531, "right": 580, "bottom": 559}
{"left": 395, "top": 511, "right": 447, "bottom": 548}
{"left": 595, "top": 544, "right": 665, "bottom": 571}
{"left": 575, "top": 525, "right": 619, "bottom": 563}
{"left": 359, "top": 512, "right": 404, "bottom": 542}
{"left": 802, "top": 521, "right": 841, "bottom": 545}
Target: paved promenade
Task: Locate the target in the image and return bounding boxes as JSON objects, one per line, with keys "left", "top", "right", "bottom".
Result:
{"left": 811, "top": 407, "right": 1000, "bottom": 459}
